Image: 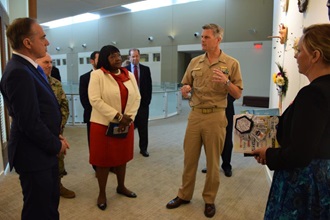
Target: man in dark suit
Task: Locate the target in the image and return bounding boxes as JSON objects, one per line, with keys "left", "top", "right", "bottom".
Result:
{"left": 0, "top": 18, "right": 69, "bottom": 220}
{"left": 51, "top": 65, "right": 62, "bottom": 82}
{"left": 79, "top": 51, "right": 99, "bottom": 168}
{"left": 125, "top": 48, "right": 152, "bottom": 157}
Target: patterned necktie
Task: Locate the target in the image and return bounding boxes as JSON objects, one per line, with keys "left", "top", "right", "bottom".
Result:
{"left": 37, "top": 65, "right": 48, "bottom": 82}
{"left": 134, "top": 65, "right": 139, "bottom": 86}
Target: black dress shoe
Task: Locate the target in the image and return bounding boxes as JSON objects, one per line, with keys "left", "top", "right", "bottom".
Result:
{"left": 116, "top": 188, "right": 137, "bottom": 198}
{"left": 201, "top": 168, "right": 207, "bottom": 173}
{"left": 140, "top": 151, "right": 149, "bottom": 157}
{"left": 223, "top": 169, "right": 232, "bottom": 177}
{"left": 204, "top": 203, "right": 216, "bottom": 218}
{"left": 166, "top": 196, "right": 190, "bottom": 209}
{"left": 97, "top": 203, "right": 107, "bottom": 211}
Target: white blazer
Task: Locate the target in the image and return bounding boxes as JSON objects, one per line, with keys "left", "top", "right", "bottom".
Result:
{"left": 88, "top": 68, "right": 141, "bottom": 126}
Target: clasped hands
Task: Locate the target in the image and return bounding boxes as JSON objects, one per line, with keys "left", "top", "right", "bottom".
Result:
{"left": 59, "top": 134, "right": 70, "bottom": 156}
{"left": 118, "top": 114, "right": 132, "bottom": 132}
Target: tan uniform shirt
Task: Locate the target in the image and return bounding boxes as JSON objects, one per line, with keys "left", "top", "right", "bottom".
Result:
{"left": 182, "top": 50, "right": 243, "bottom": 108}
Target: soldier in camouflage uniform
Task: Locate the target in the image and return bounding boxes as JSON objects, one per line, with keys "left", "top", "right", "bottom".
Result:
{"left": 36, "top": 53, "right": 76, "bottom": 199}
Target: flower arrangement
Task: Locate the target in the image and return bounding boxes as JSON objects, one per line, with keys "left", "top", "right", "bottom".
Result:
{"left": 273, "top": 62, "right": 288, "bottom": 97}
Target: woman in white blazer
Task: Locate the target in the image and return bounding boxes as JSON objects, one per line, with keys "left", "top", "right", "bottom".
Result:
{"left": 88, "top": 45, "right": 141, "bottom": 211}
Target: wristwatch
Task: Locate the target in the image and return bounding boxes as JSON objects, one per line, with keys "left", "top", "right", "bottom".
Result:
{"left": 225, "top": 79, "right": 231, "bottom": 86}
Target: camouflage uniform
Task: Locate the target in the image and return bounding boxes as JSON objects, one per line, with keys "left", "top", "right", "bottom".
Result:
{"left": 48, "top": 76, "right": 69, "bottom": 178}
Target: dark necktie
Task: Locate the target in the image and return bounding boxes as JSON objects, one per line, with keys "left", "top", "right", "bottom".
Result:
{"left": 37, "top": 65, "right": 48, "bottom": 82}
{"left": 134, "top": 65, "right": 139, "bottom": 86}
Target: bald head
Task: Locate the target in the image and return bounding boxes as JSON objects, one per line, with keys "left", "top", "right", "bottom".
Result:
{"left": 36, "top": 53, "right": 53, "bottom": 76}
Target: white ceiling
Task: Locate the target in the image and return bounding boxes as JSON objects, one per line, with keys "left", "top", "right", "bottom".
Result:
{"left": 37, "top": 0, "right": 145, "bottom": 23}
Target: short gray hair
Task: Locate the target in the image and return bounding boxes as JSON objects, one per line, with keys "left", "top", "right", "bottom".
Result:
{"left": 202, "top": 23, "right": 224, "bottom": 39}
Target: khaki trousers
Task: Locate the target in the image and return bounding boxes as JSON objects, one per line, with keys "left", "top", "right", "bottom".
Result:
{"left": 178, "top": 109, "right": 227, "bottom": 204}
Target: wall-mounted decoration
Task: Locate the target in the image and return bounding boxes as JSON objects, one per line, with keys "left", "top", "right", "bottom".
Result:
{"left": 273, "top": 62, "right": 289, "bottom": 114}
{"left": 298, "top": 0, "right": 308, "bottom": 13}
{"left": 292, "top": 37, "right": 300, "bottom": 56}
{"left": 268, "top": 23, "right": 288, "bottom": 44}
{"left": 273, "top": 62, "right": 288, "bottom": 97}
{"left": 279, "top": 24, "right": 288, "bottom": 44}
{"left": 281, "top": 0, "right": 289, "bottom": 12}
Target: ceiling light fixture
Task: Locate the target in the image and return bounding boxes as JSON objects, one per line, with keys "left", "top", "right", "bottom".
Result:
{"left": 122, "top": 0, "right": 201, "bottom": 13}
{"left": 41, "top": 13, "right": 100, "bottom": 29}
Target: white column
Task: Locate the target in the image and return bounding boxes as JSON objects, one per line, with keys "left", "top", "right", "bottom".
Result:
{"left": 8, "top": 0, "right": 28, "bottom": 22}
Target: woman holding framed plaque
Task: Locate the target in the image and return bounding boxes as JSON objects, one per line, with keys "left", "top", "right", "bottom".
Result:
{"left": 253, "top": 23, "right": 330, "bottom": 219}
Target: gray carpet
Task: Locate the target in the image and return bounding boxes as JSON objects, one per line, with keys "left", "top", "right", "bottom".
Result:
{"left": 0, "top": 100, "right": 270, "bottom": 220}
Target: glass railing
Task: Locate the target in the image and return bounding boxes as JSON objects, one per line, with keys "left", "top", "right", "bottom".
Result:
{"left": 63, "top": 82, "right": 182, "bottom": 125}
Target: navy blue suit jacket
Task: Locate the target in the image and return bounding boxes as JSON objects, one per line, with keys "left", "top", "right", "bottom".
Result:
{"left": 0, "top": 54, "right": 62, "bottom": 173}
{"left": 51, "top": 66, "right": 61, "bottom": 82}
{"left": 125, "top": 64, "right": 152, "bottom": 107}
{"left": 79, "top": 70, "right": 92, "bottom": 123}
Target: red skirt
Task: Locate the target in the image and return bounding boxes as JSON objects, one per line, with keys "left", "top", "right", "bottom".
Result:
{"left": 89, "top": 122, "right": 134, "bottom": 167}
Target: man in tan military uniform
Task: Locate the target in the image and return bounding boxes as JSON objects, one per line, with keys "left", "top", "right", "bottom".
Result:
{"left": 167, "top": 24, "right": 243, "bottom": 218}
{"left": 37, "top": 53, "right": 75, "bottom": 199}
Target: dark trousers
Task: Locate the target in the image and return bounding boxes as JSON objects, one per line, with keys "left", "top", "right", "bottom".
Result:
{"left": 221, "top": 98, "right": 235, "bottom": 171}
{"left": 86, "top": 121, "right": 91, "bottom": 146}
{"left": 86, "top": 121, "right": 96, "bottom": 171}
{"left": 19, "top": 164, "right": 59, "bottom": 220}
{"left": 134, "top": 106, "right": 149, "bottom": 152}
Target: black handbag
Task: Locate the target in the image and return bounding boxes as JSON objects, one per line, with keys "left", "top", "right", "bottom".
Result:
{"left": 105, "top": 122, "right": 129, "bottom": 138}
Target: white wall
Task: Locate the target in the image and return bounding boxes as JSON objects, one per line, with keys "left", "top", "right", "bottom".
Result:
{"left": 0, "top": 0, "right": 8, "bottom": 12}
{"left": 51, "top": 54, "right": 68, "bottom": 83}
{"left": 54, "top": 46, "right": 162, "bottom": 85}
{"left": 266, "top": 0, "right": 329, "bottom": 183}
{"left": 269, "top": 0, "right": 329, "bottom": 110}
{"left": 77, "top": 52, "right": 94, "bottom": 79}
{"left": 8, "top": 0, "right": 28, "bottom": 22}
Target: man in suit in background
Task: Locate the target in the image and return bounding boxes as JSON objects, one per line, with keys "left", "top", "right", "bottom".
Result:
{"left": 125, "top": 48, "right": 152, "bottom": 157}
{"left": 79, "top": 51, "right": 99, "bottom": 169}
{"left": 0, "top": 17, "right": 69, "bottom": 220}
{"left": 51, "top": 65, "right": 61, "bottom": 81}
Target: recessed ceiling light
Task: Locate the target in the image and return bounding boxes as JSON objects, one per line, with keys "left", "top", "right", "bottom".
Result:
{"left": 41, "top": 13, "right": 100, "bottom": 29}
{"left": 122, "top": 0, "right": 201, "bottom": 12}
